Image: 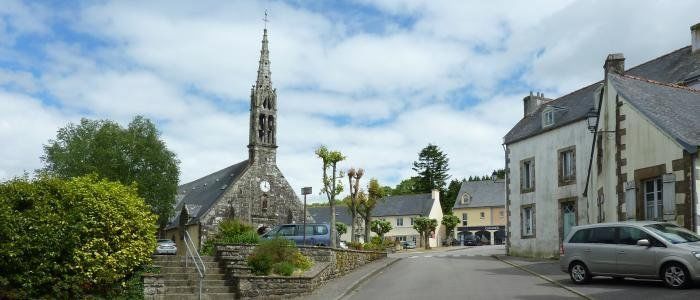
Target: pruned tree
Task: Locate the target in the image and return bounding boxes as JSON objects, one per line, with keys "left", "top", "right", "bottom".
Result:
{"left": 413, "top": 217, "right": 438, "bottom": 249}
{"left": 358, "top": 178, "right": 384, "bottom": 242}
{"left": 441, "top": 214, "right": 460, "bottom": 244}
{"left": 336, "top": 222, "right": 348, "bottom": 238}
{"left": 370, "top": 219, "right": 393, "bottom": 241}
{"left": 346, "top": 167, "right": 364, "bottom": 243}
{"left": 315, "top": 145, "right": 346, "bottom": 248}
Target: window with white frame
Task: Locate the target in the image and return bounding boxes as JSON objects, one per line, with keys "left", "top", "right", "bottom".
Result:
{"left": 521, "top": 158, "right": 535, "bottom": 191}
{"left": 559, "top": 148, "right": 575, "bottom": 182}
{"left": 542, "top": 107, "right": 554, "bottom": 127}
{"left": 480, "top": 212, "right": 485, "bottom": 219}
{"left": 397, "top": 236, "right": 406, "bottom": 241}
{"left": 410, "top": 217, "right": 415, "bottom": 226}
{"left": 462, "top": 213, "right": 468, "bottom": 226}
{"left": 397, "top": 217, "right": 404, "bottom": 227}
{"left": 644, "top": 178, "right": 663, "bottom": 221}
{"left": 522, "top": 205, "right": 535, "bottom": 237}
{"left": 461, "top": 193, "right": 471, "bottom": 204}
{"left": 499, "top": 211, "right": 504, "bottom": 218}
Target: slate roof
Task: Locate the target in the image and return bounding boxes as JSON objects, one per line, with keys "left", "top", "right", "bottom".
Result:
{"left": 453, "top": 180, "right": 506, "bottom": 209}
{"left": 306, "top": 206, "right": 353, "bottom": 225}
{"left": 372, "top": 193, "right": 435, "bottom": 217}
{"left": 166, "top": 160, "right": 249, "bottom": 229}
{"left": 609, "top": 73, "right": 700, "bottom": 153}
{"left": 504, "top": 46, "right": 700, "bottom": 145}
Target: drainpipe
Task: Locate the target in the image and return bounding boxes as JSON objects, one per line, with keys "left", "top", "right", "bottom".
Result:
{"left": 691, "top": 152, "right": 698, "bottom": 233}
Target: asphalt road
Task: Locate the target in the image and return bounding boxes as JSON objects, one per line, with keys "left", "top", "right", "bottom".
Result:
{"left": 343, "top": 245, "right": 580, "bottom": 300}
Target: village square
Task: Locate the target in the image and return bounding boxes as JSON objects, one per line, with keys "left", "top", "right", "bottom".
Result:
{"left": 1, "top": 1, "right": 700, "bottom": 299}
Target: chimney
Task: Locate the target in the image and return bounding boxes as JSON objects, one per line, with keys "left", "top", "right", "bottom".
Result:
{"left": 523, "top": 91, "right": 549, "bottom": 117}
{"left": 692, "top": 23, "right": 700, "bottom": 54}
{"left": 603, "top": 53, "right": 625, "bottom": 76}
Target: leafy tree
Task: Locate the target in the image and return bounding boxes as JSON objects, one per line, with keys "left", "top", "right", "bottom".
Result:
{"left": 0, "top": 175, "right": 157, "bottom": 298}
{"left": 442, "top": 179, "right": 463, "bottom": 214}
{"left": 336, "top": 222, "right": 348, "bottom": 237}
{"left": 412, "top": 144, "right": 450, "bottom": 193}
{"left": 358, "top": 178, "right": 385, "bottom": 242}
{"left": 441, "top": 214, "right": 460, "bottom": 244}
{"left": 391, "top": 177, "right": 419, "bottom": 195}
{"left": 346, "top": 168, "right": 364, "bottom": 243}
{"left": 492, "top": 168, "right": 506, "bottom": 179}
{"left": 413, "top": 217, "right": 438, "bottom": 250}
{"left": 315, "top": 145, "right": 346, "bottom": 248}
{"left": 41, "top": 116, "right": 180, "bottom": 230}
{"left": 370, "top": 219, "right": 393, "bottom": 240}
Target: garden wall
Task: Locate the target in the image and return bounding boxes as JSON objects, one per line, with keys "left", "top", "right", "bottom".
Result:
{"left": 215, "top": 244, "right": 387, "bottom": 299}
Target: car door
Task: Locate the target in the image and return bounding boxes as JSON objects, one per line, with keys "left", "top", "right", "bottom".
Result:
{"left": 277, "top": 225, "right": 297, "bottom": 243}
{"left": 584, "top": 227, "right": 618, "bottom": 274}
{"left": 615, "top": 226, "right": 658, "bottom": 276}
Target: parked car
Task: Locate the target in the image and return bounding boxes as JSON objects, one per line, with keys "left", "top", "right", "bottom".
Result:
{"left": 261, "top": 223, "right": 331, "bottom": 246}
{"left": 463, "top": 236, "right": 480, "bottom": 246}
{"left": 155, "top": 239, "right": 177, "bottom": 255}
{"left": 401, "top": 240, "right": 416, "bottom": 249}
{"left": 560, "top": 221, "right": 700, "bottom": 289}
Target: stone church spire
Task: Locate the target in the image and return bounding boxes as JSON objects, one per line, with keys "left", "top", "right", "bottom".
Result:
{"left": 248, "top": 27, "right": 277, "bottom": 165}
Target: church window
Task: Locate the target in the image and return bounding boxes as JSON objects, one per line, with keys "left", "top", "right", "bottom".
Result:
{"left": 261, "top": 197, "right": 268, "bottom": 211}
{"left": 287, "top": 210, "right": 293, "bottom": 223}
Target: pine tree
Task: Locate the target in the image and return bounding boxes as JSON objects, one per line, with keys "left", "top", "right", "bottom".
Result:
{"left": 412, "top": 144, "right": 450, "bottom": 193}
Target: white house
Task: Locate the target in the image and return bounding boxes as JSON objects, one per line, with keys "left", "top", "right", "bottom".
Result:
{"left": 373, "top": 190, "right": 444, "bottom": 248}
{"left": 504, "top": 23, "right": 700, "bottom": 258}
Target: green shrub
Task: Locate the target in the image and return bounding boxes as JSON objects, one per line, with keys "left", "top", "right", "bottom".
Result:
{"left": 0, "top": 175, "right": 157, "bottom": 298}
{"left": 347, "top": 241, "right": 364, "bottom": 250}
{"left": 201, "top": 219, "right": 260, "bottom": 255}
{"left": 246, "top": 237, "right": 314, "bottom": 276}
{"left": 272, "top": 262, "right": 295, "bottom": 276}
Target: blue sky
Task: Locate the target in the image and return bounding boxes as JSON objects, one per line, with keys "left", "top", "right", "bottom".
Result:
{"left": 1, "top": 0, "right": 699, "bottom": 202}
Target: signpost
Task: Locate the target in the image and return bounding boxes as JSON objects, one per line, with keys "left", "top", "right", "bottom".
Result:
{"left": 301, "top": 187, "right": 312, "bottom": 245}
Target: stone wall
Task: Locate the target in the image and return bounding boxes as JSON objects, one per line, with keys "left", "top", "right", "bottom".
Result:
{"left": 142, "top": 273, "right": 165, "bottom": 300}
{"left": 215, "top": 244, "right": 387, "bottom": 298}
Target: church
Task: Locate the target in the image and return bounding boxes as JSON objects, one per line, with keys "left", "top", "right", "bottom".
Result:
{"left": 165, "top": 28, "right": 306, "bottom": 251}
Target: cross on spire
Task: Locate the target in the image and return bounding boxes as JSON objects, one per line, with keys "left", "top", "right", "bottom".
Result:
{"left": 263, "top": 9, "right": 269, "bottom": 29}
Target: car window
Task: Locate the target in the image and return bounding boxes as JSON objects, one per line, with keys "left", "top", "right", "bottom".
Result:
{"left": 589, "top": 227, "right": 615, "bottom": 244}
{"left": 644, "top": 223, "right": 700, "bottom": 244}
{"left": 277, "top": 225, "right": 296, "bottom": 236}
{"left": 296, "top": 225, "right": 314, "bottom": 235}
{"left": 314, "top": 225, "right": 328, "bottom": 235}
{"left": 618, "top": 227, "right": 647, "bottom": 245}
{"left": 569, "top": 229, "right": 590, "bottom": 243}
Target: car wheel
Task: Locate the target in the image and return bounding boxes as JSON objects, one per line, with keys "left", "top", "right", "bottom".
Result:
{"left": 662, "top": 263, "right": 691, "bottom": 289}
{"left": 569, "top": 262, "right": 591, "bottom": 284}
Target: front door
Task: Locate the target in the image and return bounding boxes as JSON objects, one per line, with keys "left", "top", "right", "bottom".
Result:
{"left": 561, "top": 201, "right": 577, "bottom": 242}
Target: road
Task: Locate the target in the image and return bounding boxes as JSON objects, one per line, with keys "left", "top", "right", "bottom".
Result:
{"left": 343, "top": 245, "right": 700, "bottom": 300}
{"left": 344, "top": 245, "right": 578, "bottom": 300}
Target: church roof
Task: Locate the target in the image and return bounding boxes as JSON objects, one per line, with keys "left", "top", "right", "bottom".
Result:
{"left": 372, "top": 193, "right": 435, "bottom": 217}
{"left": 504, "top": 46, "right": 700, "bottom": 145}
{"left": 453, "top": 180, "right": 505, "bottom": 209}
{"left": 167, "top": 160, "right": 248, "bottom": 229}
{"left": 609, "top": 73, "right": 700, "bottom": 153}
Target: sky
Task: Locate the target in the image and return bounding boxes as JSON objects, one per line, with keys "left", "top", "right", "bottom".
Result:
{"left": 1, "top": 0, "right": 699, "bottom": 203}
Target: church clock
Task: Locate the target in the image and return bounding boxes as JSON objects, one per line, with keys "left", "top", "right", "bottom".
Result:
{"left": 259, "top": 180, "right": 270, "bottom": 192}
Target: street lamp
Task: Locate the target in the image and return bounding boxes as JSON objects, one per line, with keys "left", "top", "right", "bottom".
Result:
{"left": 301, "top": 187, "right": 312, "bottom": 246}
{"left": 586, "top": 108, "right": 615, "bottom": 134}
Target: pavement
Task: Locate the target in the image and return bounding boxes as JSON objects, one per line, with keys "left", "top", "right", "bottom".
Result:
{"left": 303, "top": 245, "right": 700, "bottom": 300}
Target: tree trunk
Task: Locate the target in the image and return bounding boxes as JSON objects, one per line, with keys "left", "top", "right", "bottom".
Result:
{"left": 424, "top": 231, "right": 430, "bottom": 250}
{"left": 364, "top": 217, "right": 371, "bottom": 243}
{"left": 350, "top": 211, "right": 356, "bottom": 244}
{"left": 329, "top": 163, "right": 337, "bottom": 248}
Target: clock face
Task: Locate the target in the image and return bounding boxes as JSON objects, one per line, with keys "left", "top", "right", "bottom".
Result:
{"left": 259, "top": 180, "right": 270, "bottom": 192}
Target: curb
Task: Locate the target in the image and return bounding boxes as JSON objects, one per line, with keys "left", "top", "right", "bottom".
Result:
{"left": 491, "top": 255, "right": 592, "bottom": 300}
{"left": 337, "top": 257, "right": 402, "bottom": 300}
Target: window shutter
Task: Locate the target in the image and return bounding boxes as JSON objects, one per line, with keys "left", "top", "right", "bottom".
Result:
{"left": 624, "top": 181, "right": 636, "bottom": 220}
{"left": 662, "top": 173, "right": 676, "bottom": 220}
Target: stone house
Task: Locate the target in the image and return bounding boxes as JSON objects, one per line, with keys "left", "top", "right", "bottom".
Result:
{"left": 451, "top": 180, "right": 506, "bottom": 245}
{"left": 504, "top": 23, "right": 700, "bottom": 258}
{"left": 164, "top": 29, "right": 305, "bottom": 253}
{"left": 589, "top": 55, "right": 700, "bottom": 232}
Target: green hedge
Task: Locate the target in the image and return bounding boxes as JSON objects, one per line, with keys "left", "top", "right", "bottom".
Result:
{"left": 201, "top": 219, "right": 260, "bottom": 255}
{"left": 0, "top": 175, "right": 157, "bottom": 298}
{"left": 247, "top": 238, "right": 313, "bottom": 276}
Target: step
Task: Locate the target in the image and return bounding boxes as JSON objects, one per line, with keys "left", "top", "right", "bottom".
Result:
{"left": 159, "top": 273, "right": 228, "bottom": 281}
{"left": 158, "top": 267, "right": 226, "bottom": 275}
{"left": 154, "top": 261, "right": 221, "bottom": 269}
{"left": 153, "top": 255, "right": 217, "bottom": 262}
{"left": 153, "top": 293, "right": 238, "bottom": 300}
{"left": 164, "top": 279, "right": 230, "bottom": 287}
{"left": 165, "top": 285, "right": 233, "bottom": 294}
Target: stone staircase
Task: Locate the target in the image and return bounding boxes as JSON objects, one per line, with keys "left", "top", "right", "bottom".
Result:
{"left": 152, "top": 255, "right": 237, "bottom": 300}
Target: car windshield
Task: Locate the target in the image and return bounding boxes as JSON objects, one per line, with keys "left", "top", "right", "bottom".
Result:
{"left": 644, "top": 223, "right": 700, "bottom": 244}
{"left": 157, "top": 239, "right": 173, "bottom": 243}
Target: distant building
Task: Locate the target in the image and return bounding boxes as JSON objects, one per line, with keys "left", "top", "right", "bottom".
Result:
{"left": 451, "top": 180, "right": 506, "bottom": 245}
{"left": 164, "top": 29, "right": 305, "bottom": 253}
{"left": 307, "top": 206, "right": 355, "bottom": 242}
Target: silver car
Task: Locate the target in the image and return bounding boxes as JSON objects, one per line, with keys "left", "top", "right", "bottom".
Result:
{"left": 559, "top": 221, "right": 700, "bottom": 289}
{"left": 155, "top": 239, "right": 177, "bottom": 255}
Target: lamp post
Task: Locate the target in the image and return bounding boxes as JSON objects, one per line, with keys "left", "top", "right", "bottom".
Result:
{"left": 301, "top": 187, "right": 312, "bottom": 245}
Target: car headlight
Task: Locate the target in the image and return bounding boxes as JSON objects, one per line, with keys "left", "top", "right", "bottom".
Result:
{"left": 692, "top": 251, "right": 700, "bottom": 260}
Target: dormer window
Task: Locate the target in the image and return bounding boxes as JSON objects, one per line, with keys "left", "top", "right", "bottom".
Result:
{"left": 461, "top": 193, "right": 471, "bottom": 204}
{"left": 542, "top": 107, "right": 554, "bottom": 127}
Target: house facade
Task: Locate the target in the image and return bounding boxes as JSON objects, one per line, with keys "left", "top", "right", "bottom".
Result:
{"left": 504, "top": 23, "right": 700, "bottom": 258}
{"left": 452, "top": 180, "right": 506, "bottom": 245}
